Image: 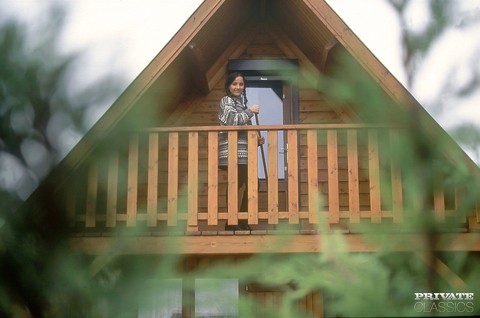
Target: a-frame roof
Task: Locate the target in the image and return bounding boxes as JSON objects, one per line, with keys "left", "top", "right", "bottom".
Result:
{"left": 27, "top": 0, "right": 479, "bottom": 205}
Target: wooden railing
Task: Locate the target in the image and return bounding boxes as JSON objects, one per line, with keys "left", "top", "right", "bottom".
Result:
{"left": 67, "top": 124, "right": 477, "bottom": 233}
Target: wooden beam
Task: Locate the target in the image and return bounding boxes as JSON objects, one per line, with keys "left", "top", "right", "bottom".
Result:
{"left": 320, "top": 37, "right": 338, "bottom": 72}
{"left": 416, "top": 251, "right": 467, "bottom": 289}
{"left": 206, "top": 24, "right": 257, "bottom": 91}
{"left": 266, "top": 23, "right": 320, "bottom": 88}
{"left": 70, "top": 233, "right": 480, "bottom": 255}
{"left": 187, "top": 42, "right": 210, "bottom": 95}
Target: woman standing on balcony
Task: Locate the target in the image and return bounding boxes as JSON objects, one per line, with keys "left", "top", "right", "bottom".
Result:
{"left": 218, "top": 72, "right": 263, "bottom": 231}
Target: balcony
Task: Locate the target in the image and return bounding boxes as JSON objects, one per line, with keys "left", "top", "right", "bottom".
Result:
{"left": 66, "top": 123, "right": 480, "bottom": 238}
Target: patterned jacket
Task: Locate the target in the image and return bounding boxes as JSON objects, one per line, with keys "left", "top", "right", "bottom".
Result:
{"left": 218, "top": 95, "right": 254, "bottom": 166}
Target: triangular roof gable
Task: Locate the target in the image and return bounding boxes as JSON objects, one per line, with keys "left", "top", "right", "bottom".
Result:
{"left": 28, "top": 0, "right": 478, "bottom": 204}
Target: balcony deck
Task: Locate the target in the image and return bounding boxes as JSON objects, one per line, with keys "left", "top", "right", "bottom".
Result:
{"left": 66, "top": 124, "right": 480, "bottom": 252}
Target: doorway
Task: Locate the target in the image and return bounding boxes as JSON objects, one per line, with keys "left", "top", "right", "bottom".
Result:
{"left": 246, "top": 80, "right": 296, "bottom": 212}
{"left": 227, "top": 59, "right": 299, "bottom": 214}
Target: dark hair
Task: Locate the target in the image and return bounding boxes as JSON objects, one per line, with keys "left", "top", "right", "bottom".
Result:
{"left": 224, "top": 72, "right": 248, "bottom": 105}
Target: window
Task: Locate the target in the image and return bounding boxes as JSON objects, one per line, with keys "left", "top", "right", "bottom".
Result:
{"left": 195, "top": 279, "right": 238, "bottom": 317}
{"left": 138, "top": 279, "right": 183, "bottom": 318}
{"left": 138, "top": 279, "right": 239, "bottom": 318}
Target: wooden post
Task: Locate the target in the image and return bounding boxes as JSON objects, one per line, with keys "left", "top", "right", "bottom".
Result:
{"left": 207, "top": 132, "right": 218, "bottom": 225}
{"left": 228, "top": 131, "right": 238, "bottom": 226}
{"left": 390, "top": 130, "right": 403, "bottom": 223}
{"left": 167, "top": 132, "right": 179, "bottom": 226}
{"left": 307, "top": 130, "right": 319, "bottom": 224}
{"left": 368, "top": 130, "right": 381, "bottom": 223}
{"left": 248, "top": 130, "right": 259, "bottom": 225}
{"left": 147, "top": 133, "right": 159, "bottom": 227}
{"left": 267, "top": 131, "right": 278, "bottom": 225}
{"left": 86, "top": 163, "right": 98, "bottom": 228}
{"left": 187, "top": 132, "right": 199, "bottom": 228}
{"left": 287, "top": 130, "right": 299, "bottom": 224}
{"left": 347, "top": 130, "right": 360, "bottom": 223}
{"left": 106, "top": 151, "right": 119, "bottom": 228}
{"left": 127, "top": 134, "right": 139, "bottom": 227}
{"left": 327, "top": 130, "right": 339, "bottom": 224}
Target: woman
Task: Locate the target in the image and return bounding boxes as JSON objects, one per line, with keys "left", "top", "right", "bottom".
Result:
{"left": 218, "top": 72, "right": 263, "bottom": 230}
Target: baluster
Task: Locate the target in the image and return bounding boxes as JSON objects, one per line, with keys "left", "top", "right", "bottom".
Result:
{"left": 227, "top": 131, "right": 238, "bottom": 225}
{"left": 347, "top": 130, "right": 360, "bottom": 223}
{"left": 167, "top": 132, "right": 179, "bottom": 226}
{"left": 327, "top": 130, "right": 339, "bottom": 224}
{"left": 391, "top": 166, "right": 403, "bottom": 223}
{"left": 106, "top": 151, "right": 119, "bottom": 227}
{"left": 147, "top": 133, "right": 159, "bottom": 227}
{"left": 307, "top": 130, "right": 319, "bottom": 224}
{"left": 287, "top": 130, "right": 299, "bottom": 224}
{"left": 390, "top": 130, "right": 404, "bottom": 223}
{"left": 187, "top": 131, "right": 199, "bottom": 228}
{"left": 86, "top": 162, "right": 98, "bottom": 228}
{"left": 126, "top": 134, "right": 139, "bottom": 226}
{"left": 267, "top": 130, "right": 278, "bottom": 225}
{"left": 247, "top": 130, "right": 259, "bottom": 225}
{"left": 368, "top": 130, "right": 381, "bottom": 223}
{"left": 207, "top": 132, "right": 218, "bottom": 225}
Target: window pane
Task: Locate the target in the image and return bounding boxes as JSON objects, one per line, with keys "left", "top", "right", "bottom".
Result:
{"left": 138, "top": 279, "right": 182, "bottom": 318}
{"left": 195, "top": 278, "right": 238, "bottom": 317}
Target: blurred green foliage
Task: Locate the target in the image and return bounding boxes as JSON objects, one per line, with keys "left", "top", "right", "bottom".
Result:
{"left": 0, "top": 2, "right": 124, "bottom": 203}
{"left": 1, "top": 1, "right": 480, "bottom": 318}
{"left": 0, "top": 2, "right": 124, "bottom": 317}
{"left": 386, "top": 0, "right": 480, "bottom": 164}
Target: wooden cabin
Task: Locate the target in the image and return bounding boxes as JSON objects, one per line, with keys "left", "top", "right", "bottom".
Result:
{"left": 24, "top": 0, "right": 480, "bottom": 317}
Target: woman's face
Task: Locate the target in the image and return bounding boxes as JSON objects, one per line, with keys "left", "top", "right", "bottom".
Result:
{"left": 228, "top": 76, "right": 245, "bottom": 97}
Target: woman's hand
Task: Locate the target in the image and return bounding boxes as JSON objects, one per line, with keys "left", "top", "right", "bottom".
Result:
{"left": 257, "top": 136, "right": 265, "bottom": 146}
{"left": 249, "top": 104, "right": 260, "bottom": 113}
